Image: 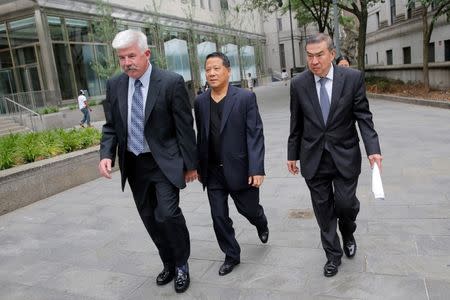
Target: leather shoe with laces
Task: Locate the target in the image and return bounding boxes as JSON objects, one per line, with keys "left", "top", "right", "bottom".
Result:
{"left": 343, "top": 235, "right": 357, "bottom": 258}
{"left": 323, "top": 260, "right": 341, "bottom": 277}
{"left": 218, "top": 260, "right": 240, "bottom": 276}
{"left": 156, "top": 265, "right": 174, "bottom": 286}
{"left": 174, "top": 265, "right": 190, "bottom": 293}
{"left": 257, "top": 226, "right": 269, "bottom": 244}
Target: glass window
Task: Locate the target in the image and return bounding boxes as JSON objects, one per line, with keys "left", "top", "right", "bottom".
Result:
{"left": 94, "top": 44, "right": 109, "bottom": 93}
{"left": 71, "top": 44, "right": 101, "bottom": 96}
{"left": 279, "top": 44, "right": 286, "bottom": 69}
{"left": 428, "top": 42, "right": 435, "bottom": 62}
{"left": 0, "top": 50, "right": 13, "bottom": 68}
{"left": 386, "top": 49, "right": 393, "bottom": 65}
{"left": 66, "top": 18, "right": 90, "bottom": 42}
{"left": 14, "top": 46, "right": 36, "bottom": 66}
{"left": 47, "top": 16, "right": 65, "bottom": 41}
{"left": 403, "top": 47, "right": 411, "bottom": 64}
{"left": 197, "top": 41, "right": 216, "bottom": 85}
{"left": 53, "top": 43, "right": 75, "bottom": 99}
{"left": 445, "top": 40, "right": 450, "bottom": 61}
{"left": 164, "top": 38, "right": 192, "bottom": 81}
{"left": 240, "top": 45, "right": 256, "bottom": 79}
{"left": 9, "top": 17, "right": 38, "bottom": 47}
{"left": 0, "top": 23, "right": 8, "bottom": 50}
{"left": 0, "top": 70, "right": 15, "bottom": 96}
{"left": 145, "top": 27, "right": 156, "bottom": 46}
{"left": 221, "top": 43, "right": 240, "bottom": 82}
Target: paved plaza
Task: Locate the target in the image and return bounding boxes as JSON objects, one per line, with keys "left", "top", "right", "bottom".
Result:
{"left": 1, "top": 82, "right": 450, "bottom": 299}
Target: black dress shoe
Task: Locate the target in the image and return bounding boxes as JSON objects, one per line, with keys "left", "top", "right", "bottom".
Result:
{"left": 257, "top": 226, "right": 269, "bottom": 244}
{"left": 218, "top": 260, "right": 240, "bottom": 276}
{"left": 343, "top": 235, "right": 357, "bottom": 258}
{"left": 323, "top": 260, "right": 341, "bottom": 277}
{"left": 156, "top": 266, "right": 174, "bottom": 286}
{"left": 174, "top": 266, "right": 190, "bottom": 293}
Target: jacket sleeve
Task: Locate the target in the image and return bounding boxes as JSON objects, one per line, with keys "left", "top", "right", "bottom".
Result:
{"left": 246, "top": 92, "right": 265, "bottom": 176}
{"left": 171, "top": 76, "right": 198, "bottom": 171}
{"left": 287, "top": 80, "right": 303, "bottom": 161}
{"left": 99, "top": 79, "right": 118, "bottom": 166}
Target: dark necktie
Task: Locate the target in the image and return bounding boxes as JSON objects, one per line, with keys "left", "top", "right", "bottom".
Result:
{"left": 129, "top": 80, "right": 144, "bottom": 155}
{"left": 319, "top": 77, "right": 330, "bottom": 124}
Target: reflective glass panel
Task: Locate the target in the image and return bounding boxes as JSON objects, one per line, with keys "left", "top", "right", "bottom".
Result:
{"left": 48, "top": 16, "right": 65, "bottom": 41}
{"left": 9, "top": 17, "right": 38, "bottom": 47}
{"left": 240, "top": 45, "right": 256, "bottom": 79}
{"left": 66, "top": 18, "right": 90, "bottom": 42}
{"left": 164, "top": 38, "right": 191, "bottom": 81}
{"left": 14, "top": 46, "right": 36, "bottom": 66}
{"left": 221, "top": 43, "right": 240, "bottom": 82}
{"left": 71, "top": 44, "right": 101, "bottom": 96}
{"left": 0, "top": 23, "right": 8, "bottom": 50}
{"left": 53, "top": 43, "right": 75, "bottom": 99}
{"left": 197, "top": 41, "right": 216, "bottom": 85}
{"left": 0, "top": 50, "right": 13, "bottom": 68}
{"left": 94, "top": 44, "right": 108, "bottom": 93}
{"left": 0, "top": 70, "right": 15, "bottom": 96}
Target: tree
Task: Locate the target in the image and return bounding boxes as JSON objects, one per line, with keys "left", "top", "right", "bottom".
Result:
{"left": 90, "top": 0, "right": 119, "bottom": 79}
{"left": 288, "top": 0, "right": 333, "bottom": 35}
{"left": 409, "top": 0, "right": 450, "bottom": 92}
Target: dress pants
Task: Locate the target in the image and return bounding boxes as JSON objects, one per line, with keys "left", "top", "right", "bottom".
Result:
{"left": 305, "top": 150, "right": 360, "bottom": 262}
{"left": 126, "top": 151, "right": 190, "bottom": 268}
{"left": 206, "top": 164, "right": 267, "bottom": 263}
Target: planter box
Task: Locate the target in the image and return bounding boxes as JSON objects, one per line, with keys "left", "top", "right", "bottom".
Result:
{"left": 0, "top": 146, "right": 104, "bottom": 215}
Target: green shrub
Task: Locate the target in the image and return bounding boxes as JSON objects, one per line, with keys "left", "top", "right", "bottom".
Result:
{"left": 88, "top": 100, "right": 97, "bottom": 107}
{"left": 0, "top": 134, "right": 19, "bottom": 170}
{"left": 37, "top": 106, "right": 59, "bottom": 115}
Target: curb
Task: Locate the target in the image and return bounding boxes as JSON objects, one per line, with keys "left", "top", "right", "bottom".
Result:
{"left": 367, "top": 93, "right": 450, "bottom": 109}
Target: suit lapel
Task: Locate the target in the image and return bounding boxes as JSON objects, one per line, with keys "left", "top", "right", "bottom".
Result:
{"left": 118, "top": 74, "right": 129, "bottom": 130}
{"left": 220, "top": 84, "right": 238, "bottom": 133}
{"left": 144, "top": 67, "right": 162, "bottom": 124}
{"left": 201, "top": 90, "right": 211, "bottom": 139}
{"left": 305, "top": 71, "right": 326, "bottom": 127}
{"left": 329, "top": 66, "right": 344, "bottom": 124}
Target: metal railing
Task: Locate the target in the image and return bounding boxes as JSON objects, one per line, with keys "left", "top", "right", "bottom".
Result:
{"left": 0, "top": 90, "right": 60, "bottom": 112}
{"left": 0, "top": 96, "right": 42, "bottom": 131}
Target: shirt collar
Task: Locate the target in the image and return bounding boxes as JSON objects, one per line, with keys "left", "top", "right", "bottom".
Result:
{"left": 314, "top": 64, "right": 334, "bottom": 83}
{"left": 131, "top": 62, "right": 152, "bottom": 88}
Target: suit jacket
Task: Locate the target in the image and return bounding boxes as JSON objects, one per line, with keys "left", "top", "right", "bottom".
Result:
{"left": 194, "top": 85, "right": 265, "bottom": 191}
{"left": 100, "top": 67, "right": 197, "bottom": 190}
{"left": 287, "top": 66, "right": 381, "bottom": 180}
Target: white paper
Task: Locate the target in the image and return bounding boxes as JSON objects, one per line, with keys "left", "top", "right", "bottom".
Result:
{"left": 371, "top": 163, "right": 385, "bottom": 200}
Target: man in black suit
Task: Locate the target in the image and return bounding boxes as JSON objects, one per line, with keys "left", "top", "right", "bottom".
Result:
{"left": 194, "top": 52, "right": 269, "bottom": 276}
{"left": 98, "top": 30, "right": 197, "bottom": 293}
{"left": 287, "top": 33, "right": 382, "bottom": 277}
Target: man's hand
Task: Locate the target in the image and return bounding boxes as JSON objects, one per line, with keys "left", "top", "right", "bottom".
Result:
{"left": 368, "top": 154, "right": 383, "bottom": 171}
{"left": 287, "top": 160, "right": 299, "bottom": 175}
{"left": 185, "top": 169, "right": 198, "bottom": 183}
{"left": 248, "top": 175, "right": 265, "bottom": 188}
{"left": 99, "top": 158, "right": 113, "bottom": 179}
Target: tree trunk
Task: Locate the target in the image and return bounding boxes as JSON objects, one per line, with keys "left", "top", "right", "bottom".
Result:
{"left": 422, "top": 9, "right": 430, "bottom": 92}
{"left": 357, "top": 4, "right": 368, "bottom": 71}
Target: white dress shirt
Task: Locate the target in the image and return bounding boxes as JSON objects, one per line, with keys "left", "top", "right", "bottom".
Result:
{"left": 313, "top": 64, "right": 334, "bottom": 105}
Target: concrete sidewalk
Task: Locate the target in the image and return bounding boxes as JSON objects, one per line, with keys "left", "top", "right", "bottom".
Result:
{"left": 1, "top": 82, "right": 450, "bottom": 299}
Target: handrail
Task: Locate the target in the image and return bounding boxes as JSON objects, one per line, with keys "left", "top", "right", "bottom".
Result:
{"left": 4, "top": 97, "right": 40, "bottom": 117}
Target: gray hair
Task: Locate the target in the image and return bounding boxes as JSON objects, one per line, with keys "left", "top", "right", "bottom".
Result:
{"left": 305, "top": 33, "right": 334, "bottom": 51}
{"left": 112, "top": 29, "right": 148, "bottom": 52}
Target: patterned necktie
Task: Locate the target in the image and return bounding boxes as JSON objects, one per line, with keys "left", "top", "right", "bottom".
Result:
{"left": 129, "top": 80, "right": 144, "bottom": 155}
{"left": 319, "top": 77, "right": 330, "bottom": 124}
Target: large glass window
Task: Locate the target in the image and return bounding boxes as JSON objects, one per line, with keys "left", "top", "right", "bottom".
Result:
{"left": 53, "top": 43, "right": 75, "bottom": 99}
{"left": 386, "top": 49, "right": 393, "bottom": 65}
{"left": 403, "top": 47, "right": 411, "bottom": 64}
{"left": 0, "top": 23, "right": 8, "bottom": 50}
{"left": 14, "top": 46, "right": 36, "bottom": 66}
{"left": 0, "top": 50, "right": 13, "bottom": 68}
{"left": 0, "top": 70, "right": 15, "bottom": 96}
{"left": 240, "top": 45, "right": 256, "bottom": 79}
{"left": 197, "top": 41, "right": 216, "bottom": 85}
{"left": 71, "top": 44, "right": 101, "bottom": 96}
{"left": 164, "top": 38, "right": 192, "bottom": 81}
{"left": 221, "top": 43, "right": 240, "bottom": 82}
{"left": 47, "top": 16, "right": 65, "bottom": 41}
{"left": 9, "top": 17, "right": 38, "bottom": 47}
{"left": 66, "top": 18, "right": 90, "bottom": 42}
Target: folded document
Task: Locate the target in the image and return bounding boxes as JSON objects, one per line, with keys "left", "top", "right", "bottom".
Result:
{"left": 372, "top": 163, "right": 385, "bottom": 200}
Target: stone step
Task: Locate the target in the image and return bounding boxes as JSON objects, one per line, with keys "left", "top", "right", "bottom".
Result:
{"left": 0, "top": 127, "right": 29, "bottom": 137}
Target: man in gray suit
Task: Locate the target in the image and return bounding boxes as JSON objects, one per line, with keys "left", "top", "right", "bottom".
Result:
{"left": 287, "top": 33, "right": 382, "bottom": 277}
{"left": 98, "top": 30, "right": 197, "bottom": 293}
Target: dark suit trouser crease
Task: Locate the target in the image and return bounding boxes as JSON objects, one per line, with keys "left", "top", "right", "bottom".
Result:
{"left": 126, "top": 152, "right": 190, "bottom": 268}
{"left": 206, "top": 165, "right": 267, "bottom": 263}
{"left": 305, "top": 150, "right": 360, "bottom": 262}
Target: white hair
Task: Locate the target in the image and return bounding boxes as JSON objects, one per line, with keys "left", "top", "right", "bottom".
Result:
{"left": 112, "top": 29, "right": 148, "bottom": 52}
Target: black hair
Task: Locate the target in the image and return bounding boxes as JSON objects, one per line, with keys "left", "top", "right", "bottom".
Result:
{"left": 205, "top": 51, "right": 231, "bottom": 68}
{"left": 336, "top": 55, "right": 351, "bottom": 65}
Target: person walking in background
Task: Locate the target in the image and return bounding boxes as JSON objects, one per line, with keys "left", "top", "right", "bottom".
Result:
{"left": 194, "top": 52, "right": 269, "bottom": 276}
{"left": 281, "top": 68, "right": 289, "bottom": 86}
{"left": 336, "top": 55, "right": 351, "bottom": 67}
{"left": 98, "top": 30, "right": 197, "bottom": 293}
{"left": 78, "top": 90, "right": 91, "bottom": 127}
{"left": 287, "top": 33, "right": 382, "bottom": 277}
{"left": 246, "top": 72, "right": 254, "bottom": 92}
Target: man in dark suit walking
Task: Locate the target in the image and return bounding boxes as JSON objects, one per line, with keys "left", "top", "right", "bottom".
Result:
{"left": 98, "top": 30, "right": 197, "bottom": 293}
{"left": 287, "top": 33, "right": 382, "bottom": 277}
{"left": 194, "top": 52, "right": 269, "bottom": 276}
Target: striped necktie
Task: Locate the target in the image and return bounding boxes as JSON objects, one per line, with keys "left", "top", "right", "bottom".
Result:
{"left": 129, "top": 79, "right": 145, "bottom": 155}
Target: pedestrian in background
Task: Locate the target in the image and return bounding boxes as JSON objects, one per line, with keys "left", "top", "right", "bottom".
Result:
{"left": 78, "top": 89, "right": 91, "bottom": 127}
